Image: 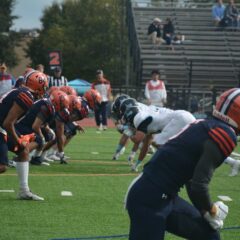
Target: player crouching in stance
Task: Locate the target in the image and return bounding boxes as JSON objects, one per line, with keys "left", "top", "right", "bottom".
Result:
{"left": 111, "top": 95, "right": 146, "bottom": 162}
{"left": 16, "top": 89, "right": 69, "bottom": 167}
{"left": 125, "top": 88, "right": 240, "bottom": 240}
{"left": 0, "top": 70, "right": 48, "bottom": 200}
{"left": 41, "top": 88, "right": 94, "bottom": 163}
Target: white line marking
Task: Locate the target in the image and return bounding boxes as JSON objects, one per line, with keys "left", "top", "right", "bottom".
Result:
{"left": 91, "top": 152, "right": 99, "bottom": 155}
{"left": 0, "top": 189, "right": 15, "bottom": 193}
{"left": 218, "top": 195, "right": 232, "bottom": 201}
{"left": 61, "top": 191, "right": 73, "bottom": 196}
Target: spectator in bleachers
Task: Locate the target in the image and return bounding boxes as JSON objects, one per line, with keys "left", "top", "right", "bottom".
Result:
{"left": 163, "top": 18, "right": 175, "bottom": 46}
{"left": 0, "top": 63, "right": 15, "bottom": 97}
{"left": 147, "top": 18, "right": 165, "bottom": 46}
{"left": 144, "top": 69, "right": 167, "bottom": 107}
{"left": 224, "top": 0, "right": 240, "bottom": 29}
{"left": 212, "top": 0, "right": 226, "bottom": 27}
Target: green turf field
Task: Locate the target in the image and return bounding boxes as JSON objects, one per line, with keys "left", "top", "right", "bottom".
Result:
{"left": 0, "top": 127, "right": 240, "bottom": 240}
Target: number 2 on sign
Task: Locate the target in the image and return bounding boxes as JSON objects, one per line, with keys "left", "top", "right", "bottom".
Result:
{"left": 49, "top": 52, "right": 60, "bottom": 66}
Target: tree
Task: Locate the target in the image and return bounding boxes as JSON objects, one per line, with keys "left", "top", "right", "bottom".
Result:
{"left": 0, "top": 0, "right": 19, "bottom": 67}
{"left": 26, "top": 0, "right": 128, "bottom": 85}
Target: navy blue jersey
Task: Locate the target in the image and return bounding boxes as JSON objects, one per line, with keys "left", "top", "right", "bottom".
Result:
{"left": 144, "top": 119, "right": 237, "bottom": 195}
{"left": 0, "top": 87, "right": 34, "bottom": 126}
{"left": 17, "top": 98, "right": 55, "bottom": 128}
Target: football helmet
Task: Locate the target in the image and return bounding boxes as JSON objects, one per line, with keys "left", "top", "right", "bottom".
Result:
{"left": 111, "top": 94, "right": 130, "bottom": 120}
{"left": 60, "top": 86, "right": 77, "bottom": 96}
{"left": 120, "top": 98, "right": 137, "bottom": 117}
{"left": 48, "top": 86, "right": 59, "bottom": 95}
{"left": 24, "top": 70, "right": 48, "bottom": 97}
{"left": 49, "top": 90, "right": 69, "bottom": 112}
{"left": 213, "top": 88, "right": 240, "bottom": 130}
{"left": 122, "top": 106, "right": 139, "bottom": 126}
{"left": 83, "top": 89, "right": 102, "bottom": 110}
{"left": 68, "top": 95, "right": 89, "bottom": 120}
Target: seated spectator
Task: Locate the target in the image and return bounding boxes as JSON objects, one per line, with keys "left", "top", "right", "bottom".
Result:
{"left": 163, "top": 18, "right": 175, "bottom": 45}
{"left": 0, "top": 63, "right": 15, "bottom": 97}
{"left": 212, "top": 0, "right": 226, "bottom": 27}
{"left": 224, "top": 0, "right": 240, "bottom": 29}
{"left": 147, "top": 18, "right": 165, "bottom": 46}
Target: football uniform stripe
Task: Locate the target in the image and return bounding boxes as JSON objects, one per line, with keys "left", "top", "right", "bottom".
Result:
{"left": 210, "top": 129, "right": 233, "bottom": 155}
{"left": 209, "top": 132, "right": 229, "bottom": 157}
{"left": 216, "top": 127, "right": 236, "bottom": 150}
{"left": 18, "top": 93, "right": 33, "bottom": 107}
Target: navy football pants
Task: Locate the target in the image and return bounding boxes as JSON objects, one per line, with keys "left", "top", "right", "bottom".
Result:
{"left": 94, "top": 101, "right": 108, "bottom": 127}
{"left": 126, "top": 174, "right": 220, "bottom": 240}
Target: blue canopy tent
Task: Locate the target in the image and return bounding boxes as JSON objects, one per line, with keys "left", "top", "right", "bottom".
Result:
{"left": 68, "top": 79, "right": 91, "bottom": 96}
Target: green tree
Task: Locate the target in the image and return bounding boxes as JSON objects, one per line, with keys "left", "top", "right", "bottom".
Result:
{"left": 0, "top": 0, "right": 19, "bottom": 66}
{"left": 26, "top": 0, "right": 128, "bottom": 85}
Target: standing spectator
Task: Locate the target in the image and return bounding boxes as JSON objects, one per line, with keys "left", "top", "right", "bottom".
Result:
{"left": 0, "top": 63, "right": 15, "bottom": 97}
{"left": 147, "top": 18, "right": 165, "bottom": 46}
{"left": 224, "top": 0, "right": 240, "bottom": 29}
{"left": 212, "top": 0, "right": 226, "bottom": 27}
{"left": 92, "top": 69, "right": 111, "bottom": 131}
{"left": 48, "top": 66, "right": 68, "bottom": 87}
{"left": 145, "top": 69, "right": 167, "bottom": 107}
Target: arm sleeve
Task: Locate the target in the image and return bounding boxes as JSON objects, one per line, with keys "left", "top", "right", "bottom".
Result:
{"left": 136, "top": 116, "right": 153, "bottom": 134}
{"left": 15, "top": 91, "right": 34, "bottom": 111}
{"left": 37, "top": 105, "right": 50, "bottom": 123}
{"left": 144, "top": 83, "right": 150, "bottom": 99}
{"left": 186, "top": 139, "right": 223, "bottom": 212}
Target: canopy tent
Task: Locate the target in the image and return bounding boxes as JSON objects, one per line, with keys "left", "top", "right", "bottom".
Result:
{"left": 68, "top": 79, "right": 91, "bottom": 96}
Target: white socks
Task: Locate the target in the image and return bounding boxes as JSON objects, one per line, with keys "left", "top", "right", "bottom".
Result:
{"left": 224, "top": 157, "right": 237, "bottom": 166}
{"left": 16, "top": 161, "right": 29, "bottom": 192}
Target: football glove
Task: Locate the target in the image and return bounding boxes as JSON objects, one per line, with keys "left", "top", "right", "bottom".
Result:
{"left": 18, "top": 133, "right": 36, "bottom": 147}
{"left": 204, "top": 201, "right": 228, "bottom": 230}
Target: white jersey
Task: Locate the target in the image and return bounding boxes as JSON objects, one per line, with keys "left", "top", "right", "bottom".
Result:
{"left": 133, "top": 106, "right": 196, "bottom": 145}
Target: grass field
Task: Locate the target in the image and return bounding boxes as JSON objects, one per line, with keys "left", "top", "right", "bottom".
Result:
{"left": 0, "top": 127, "right": 240, "bottom": 240}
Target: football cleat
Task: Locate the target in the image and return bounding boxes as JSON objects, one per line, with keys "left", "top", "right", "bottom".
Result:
{"left": 43, "top": 156, "right": 54, "bottom": 162}
{"left": 47, "top": 154, "right": 60, "bottom": 161}
{"left": 112, "top": 153, "right": 120, "bottom": 160}
{"left": 18, "top": 190, "right": 44, "bottom": 201}
{"left": 8, "top": 160, "right": 16, "bottom": 168}
{"left": 229, "top": 160, "right": 240, "bottom": 177}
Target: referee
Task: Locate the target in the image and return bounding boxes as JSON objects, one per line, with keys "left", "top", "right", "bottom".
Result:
{"left": 49, "top": 66, "right": 68, "bottom": 87}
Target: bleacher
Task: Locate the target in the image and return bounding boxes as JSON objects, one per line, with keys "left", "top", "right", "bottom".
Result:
{"left": 128, "top": 0, "right": 240, "bottom": 90}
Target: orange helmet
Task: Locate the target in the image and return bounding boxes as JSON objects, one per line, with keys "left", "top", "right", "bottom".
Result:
{"left": 68, "top": 95, "right": 82, "bottom": 113}
{"left": 68, "top": 95, "right": 89, "bottom": 119}
{"left": 59, "top": 86, "right": 77, "bottom": 96}
{"left": 83, "top": 89, "right": 102, "bottom": 110}
{"left": 48, "top": 86, "right": 59, "bottom": 95}
{"left": 50, "top": 90, "right": 69, "bottom": 112}
{"left": 24, "top": 70, "right": 48, "bottom": 96}
{"left": 213, "top": 88, "right": 240, "bottom": 130}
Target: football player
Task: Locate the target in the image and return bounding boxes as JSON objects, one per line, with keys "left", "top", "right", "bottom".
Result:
{"left": 123, "top": 105, "right": 196, "bottom": 171}
{"left": 125, "top": 88, "right": 240, "bottom": 240}
{"left": 0, "top": 70, "right": 48, "bottom": 200}
{"left": 123, "top": 103, "right": 240, "bottom": 174}
{"left": 111, "top": 95, "right": 147, "bottom": 162}
{"left": 15, "top": 90, "right": 69, "bottom": 166}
